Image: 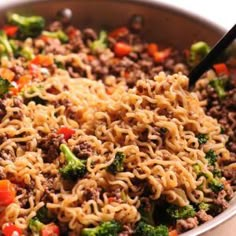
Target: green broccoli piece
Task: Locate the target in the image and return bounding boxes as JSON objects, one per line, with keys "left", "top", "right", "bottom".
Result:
{"left": 90, "top": 30, "right": 107, "bottom": 53}
{"left": 0, "top": 77, "right": 11, "bottom": 96}
{"left": 59, "top": 144, "right": 87, "bottom": 180}
{"left": 42, "top": 30, "right": 68, "bottom": 43}
{"left": 8, "top": 13, "right": 45, "bottom": 38}
{"left": 0, "top": 30, "right": 13, "bottom": 57}
{"left": 139, "top": 200, "right": 155, "bottom": 226}
{"left": 198, "top": 202, "right": 211, "bottom": 212}
{"left": 81, "top": 220, "right": 122, "bottom": 236}
{"left": 166, "top": 205, "right": 196, "bottom": 220}
{"left": 209, "top": 78, "right": 227, "bottom": 99}
{"left": 106, "top": 152, "right": 125, "bottom": 174}
{"left": 193, "top": 163, "right": 224, "bottom": 193}
{"left": 212, "top": 169, "right": 222, "bottom": 178}
{"left": 134, "top": 221, "right": 168, "bottom": 236}
{"left": 196, "top": 133, "right": 208, "bottom": 145}
{"left": 19, "top": 46, "right": 35, "bottom": 60}
{"left": 205, "top": 149, "right": 217, "bottom": 166}
{"left": 188, "top": 41, "right": 210, "bottom": 67}
{"left": 28, "top": 217, "right": 45, "bottom": 234}
{"left": 208, "top": 178, "right": 224, "bottom": 193}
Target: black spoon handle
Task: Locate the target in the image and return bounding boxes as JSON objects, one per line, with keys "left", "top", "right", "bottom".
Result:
{"left": 189, "top": 24, "right": 236, "bottom": 86}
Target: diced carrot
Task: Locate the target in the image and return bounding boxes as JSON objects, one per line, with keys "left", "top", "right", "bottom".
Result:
{"left": 17, "top": 75, "right": 32, "bottom": 91}
{"left": 169, "top": 230, "right": 178, "bottom": 236}
{"left": 153, "top": 48, "right": 171, "bottom": 63}
{"left": 109, "top": 27, "right": 129, "bottom": 39}
{"left": 114, "top": 42, "right": 132, "bottom": 57}
{"left": 30, "top": 55, "right": 53, "bottom": 67}
{"left": 213, "top": 63, "right": 229, "bottom": 76}
{"left": 39, "top": 35, "right": 50, "bottom": 43}
{"left": 0, "top": 68, "right": 15, "bottom": 82}
{"left": 2, "top": 25, "right": 18, "bottom": 37}
{"left": 147, "top": 43, "right": 158, "bottom": 56}
{"left": 0, "top": 180, "right": 16, "bottom": 207}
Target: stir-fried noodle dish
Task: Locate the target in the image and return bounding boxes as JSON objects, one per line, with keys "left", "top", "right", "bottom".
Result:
{"left": 0, "top": 13, "right": 235, "bottom": 236}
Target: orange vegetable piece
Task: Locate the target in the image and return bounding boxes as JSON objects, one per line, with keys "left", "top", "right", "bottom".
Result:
{"left": 109, "top": 27, "right": 129, "bottom": 39}
{"left": 0, "top": 180, "right": 16, "bottom": 207}
{"left": 114, "top": 42, "right": 132, "bottom": 57}
{"left": 30, "top": 55, "right": 53, "bottom": 67}
{"left": 153, "top": 48, "right": 171, "bottom": 63}
{"left": 147, "top": 43, "right": 158, "bottom": 56}
{"left": 0, "top": 68, "right": 15, "bottom": 82}
{"left": 169, "top": 229, "right": 178, "bottom": 236}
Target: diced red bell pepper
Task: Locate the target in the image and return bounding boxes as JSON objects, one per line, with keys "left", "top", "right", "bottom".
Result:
{"left": 2, "top": 223, "right": 22, "bottom": 236}
{"left": 0, "top": 180, "right": 16, "bottom": 207}
{"left": 108, "top": 197, "right": 116, "bottom": 203}
{"left": 147, "top": 43, "right": 158, "bottom": 56}
{"left": 57, "top": 127, "right": 75, "bottom": 140}
{"left": 41, "top": 223, "right": 60, "bottom": 236}
{"left": 2, "top": 25, "right": 18, "bottom": 37}
{"left": 114, "top": 42, "right": 132, "bottom": 57}
{"left": 109, "top": 27, "right": 129, "bottom": 39}
{"left": 213, "top": 63, "right": 229, "bottom": 76}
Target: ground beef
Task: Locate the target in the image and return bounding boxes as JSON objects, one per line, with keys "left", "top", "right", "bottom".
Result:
{"left": 73, "top": 141, "right": 93, "bottom": 159}
{"left": 176, "top": 217, "right": 199, "bottom": 233}
{"left": 38, "top": 133, "right": 65, "bottom": 163}
{"left": 16, "top": 182, "right": 35, "bottom": 208}
{"left": 41, "top": 175, "right": 58, "bottom": 202}
{"left": 0, "top": 99, "right": 6, "bottom": 120}
{"left": 213, "top": 190, "right": 229, "bottom": 211}
{"left": 196, "top": 210, "right": 213, "bottom": 223}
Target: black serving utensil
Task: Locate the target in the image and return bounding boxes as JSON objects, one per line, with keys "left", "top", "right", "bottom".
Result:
{"left": 189, "top": 24, "right": 236, "bottom": 86}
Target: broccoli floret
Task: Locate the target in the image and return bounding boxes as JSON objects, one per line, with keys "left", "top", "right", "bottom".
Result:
{"left": 42, "top": 30, "right": 68, "bottom": 43}
{"left": 198, "top": 202, "right": 212, "bottom": 212}
{"left": 205, "top": 149, "right": 217, "bottom": 166}
{"left": 106, "top": 152, "right": 125, "bottom": 174}
{"left": 28, "top": 217, "right": 45, "bottom": 234}
{"left": 166, "top": 205, "right": 196, "bottom": 220}
{"left": 90, "top": 30, "right": 107, "bottom": 53}
{"left": 139, "top": 200, "right": 155, "bottom": 226}
{"left": 212, "top": 169, "right": 222, "bottom": 178}
{"left": 209, "top": 78, "right": 227, "bottom": 99}
{"left": 193, "top": 163, "right": 224, "bottom": 193}
{"left": 0, "top": 77, "right": 11, "bottom": 96}
{"left": 188, "top": 41, "right": 210, "bottom": 67}
{"left": 196, "top": 133, "right": 208, "bottom": 145}
{"left": 0, "top": 30, "right": 13, "bottom": 57}
{"left": 8, "top": 13, "right": 45, "bottom": 38}
{"left": 19, "top": 46, "right": 35, "bottom": 60}
{"left": 134, "top": 221, "right": 168, "bottom": 236}
{"left": 81, "top": 220, "right": 122, "bottom": 236}
{"left": 28, "top": 206, "right": 55, "bottom": 234}
{"left": 208, "top": 178, "right": 224, "bottom": 193}
{"left": 59, "top": 144, "right": 87, "bottom": 180}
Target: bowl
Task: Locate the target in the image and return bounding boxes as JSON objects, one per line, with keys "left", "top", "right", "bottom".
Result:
{"left": 0, "top": 0, "right": 235, "bottom": 235}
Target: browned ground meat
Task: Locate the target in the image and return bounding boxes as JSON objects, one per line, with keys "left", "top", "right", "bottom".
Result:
{"left": 196, "top": 210, "right": 213, "bottom": 223}
{"left": 38, "top": 133, "right": 65, "bottom": 162}
{"left": 0, "top": 99, "right": 6, "bottom": 120}
{"left": 176, "top": 217, "right": 199, "bottom": 233}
